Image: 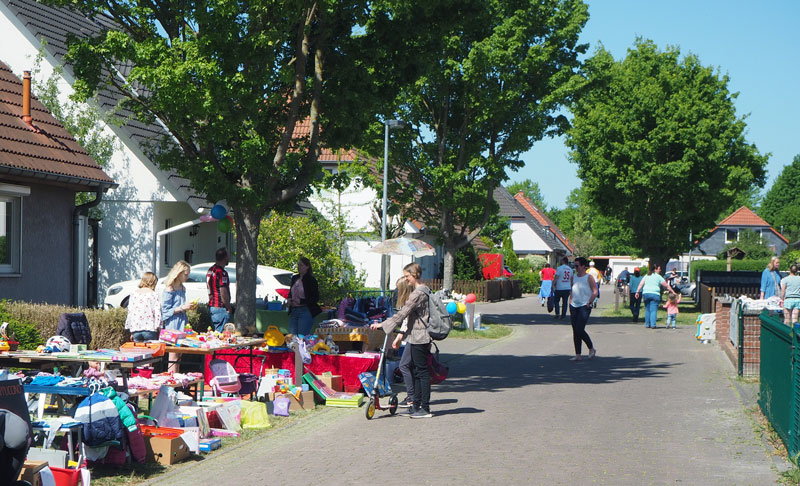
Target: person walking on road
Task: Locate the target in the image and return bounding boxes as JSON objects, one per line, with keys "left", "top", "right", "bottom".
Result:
{"left": 635, "top": 264, "right": 675, "bottom": 329}
{"left": 628, "top": 267, "right": 643, "bottom": 322}
{"left": 553, "top": 256, "right": 572, "bottom": 320}
{"left": 587, "top": 261, "right": 602, "bottom": 307}
{"left": 538, "top": 263, "right": 556, "bottom": 307}
{"left": 568, "top": 257, "right": 598, "bottom": 361}
{"left": 781, "top": 264, "right": 800, "bottom": 326}
{"left": 761, "top": 256, "right": 782, "bottom": 300}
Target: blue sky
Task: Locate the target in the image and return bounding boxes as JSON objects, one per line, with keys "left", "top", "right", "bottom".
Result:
{"left": 510, "top": 0, "right": 800, "bottom": 210}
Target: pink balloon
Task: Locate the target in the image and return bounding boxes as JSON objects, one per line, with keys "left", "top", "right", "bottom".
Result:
{"left": 465, "top": 293, "right": 477, "bottom": 303}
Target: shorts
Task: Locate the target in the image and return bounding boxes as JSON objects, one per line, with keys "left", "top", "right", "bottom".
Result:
{"left": 785, "top": 298, "right": 800, "bottom": 310}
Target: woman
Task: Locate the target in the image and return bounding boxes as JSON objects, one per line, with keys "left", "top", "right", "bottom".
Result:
{"left": 371, "top": 262, "right": 433, "bottom": 418}
{"left": 628, "top": 267, "right": 643, "bottom": 322}
{"left": 761, "top": 256, "right": 782, "bottom": 300}
{"left": 125, "top": 272, "right": 161, "bottom": 342}
{"left": 635, "top": 264, "right": 675, "bottom": 329}
{"left": 781, "top": 264, "right": 800, "bottom": 326}
{"left": 391, "top": 277, "right": 414, "bottom": 408}
{"left": 538, "top": 263, "right": 555, "bottom": 307}
{"left": 287, "top": 257, "right": 321, "bottom": 336}
{"left": 568, "top": 257, "right": 597, "bottom": 361}
{"left": 161, "top": 260, "right": 195, "bottom": 331}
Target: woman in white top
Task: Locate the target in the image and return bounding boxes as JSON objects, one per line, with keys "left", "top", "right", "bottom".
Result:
{"left": 125, "top": 272, "right": 162, "bottom": 342}
{"left": 568, "top": 257, "right": 598, "bottom": 361}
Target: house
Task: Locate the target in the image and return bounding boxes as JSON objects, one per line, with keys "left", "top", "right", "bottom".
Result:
{"left": 0, "top": 60, "right": 115, "bottom": 305}
{"left": 1, "top": 0, "right": 233, "bottom": 306}
{"left": 495, "top": 187, "right": 573, "bottom": 265}
{"left": 695, "top": 206, "right": 788, "bottom": 256}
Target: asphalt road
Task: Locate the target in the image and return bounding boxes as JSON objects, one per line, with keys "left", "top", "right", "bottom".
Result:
{"left": 147, "top": 293, "right": 782, "bottom": 486}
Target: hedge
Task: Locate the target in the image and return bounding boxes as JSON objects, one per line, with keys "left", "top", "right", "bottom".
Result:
{"left": 1, "top": 300, "right": 214, "bottom": 350}
{"left": 689, "top": 258, "right": 772, "bottom": 281}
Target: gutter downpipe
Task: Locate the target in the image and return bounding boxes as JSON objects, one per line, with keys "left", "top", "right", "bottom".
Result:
{"left": 73, "top": 190, "right": 104, "bottom": 306}
{"left": 152, "top": 218, "right": 205, "bottom": 275}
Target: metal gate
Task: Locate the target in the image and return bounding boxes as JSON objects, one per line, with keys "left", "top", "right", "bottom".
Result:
{"left": 730, "top": 298, "right": 740, "bottom": 348}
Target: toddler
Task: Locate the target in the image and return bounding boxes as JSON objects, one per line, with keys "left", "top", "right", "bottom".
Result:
{"left": 662, "top": 292, "right": 681, "bottom": 329}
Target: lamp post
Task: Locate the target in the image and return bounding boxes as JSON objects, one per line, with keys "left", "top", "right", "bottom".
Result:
{"left": 380, "top": 119, "right": 404, "bottom": 294}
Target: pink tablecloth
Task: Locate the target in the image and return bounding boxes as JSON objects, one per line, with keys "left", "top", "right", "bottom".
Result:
{"left": 204, "top": 350, "right": 380, "bottom": 392}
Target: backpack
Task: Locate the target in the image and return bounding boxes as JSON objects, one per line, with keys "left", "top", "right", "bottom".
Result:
{"left": 421, "top": 287, "right": 452, "bottom": 341}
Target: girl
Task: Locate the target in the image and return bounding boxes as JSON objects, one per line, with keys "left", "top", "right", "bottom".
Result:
{"left": 161, "top": 260, "right": 195, "bottom": 331}
{"left": 371, "top": 262, "right": 433, "bottom": 418}
{"left": 568, "top": 257, "right": 598, "bottom": 361}
{"left": 125, "top": 272, "right": 162, "bottom": 342}
{"left": 391, "top": 278, "right": 414, "bottom": 408}
{"left": 662, "top": 292, "right": 681, "bottom": 329}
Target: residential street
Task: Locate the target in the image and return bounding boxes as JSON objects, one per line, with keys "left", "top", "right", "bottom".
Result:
{"left": 148, "top": 294, "right": 782, "bottom": 485}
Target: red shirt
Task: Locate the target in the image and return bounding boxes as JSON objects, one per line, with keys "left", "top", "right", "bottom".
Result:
{"left": 207, "top": 264, "right": 229, "bottom": 307}
{"left": 540, "top": 267, "right": 556, "bottom": 281}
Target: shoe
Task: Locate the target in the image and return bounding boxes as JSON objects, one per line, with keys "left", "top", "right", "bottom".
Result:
{"left": 569, "top": 355, "right": 582, "bottom": 361}
{"left": 410, "top": 408, "right": 432, "bottom": 418}
{"left": 588, "top": 349, "right": 596, "bottom": 359}
{"left": 398, "top": 397, "right": 412, "bottom": 408}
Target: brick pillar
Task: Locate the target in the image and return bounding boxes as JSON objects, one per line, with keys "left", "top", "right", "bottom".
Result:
{"left": 715, "top": 299, "right": 731, "bottom": 343}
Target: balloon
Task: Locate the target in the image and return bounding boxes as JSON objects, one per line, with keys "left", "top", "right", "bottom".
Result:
{"left": 217, "top": 217, "right": 232, "bottom": 233}
{"left": 465, "top": 293, "right": 477, "bottom": 303}
{"left": 456, "top": 302, "right": 466, "bottom": 314}
{"left": 446, "top": 302, "right": 458, "bottom": 315}
{"left": 210, "top": 204, "right": 227, "bottom": 220}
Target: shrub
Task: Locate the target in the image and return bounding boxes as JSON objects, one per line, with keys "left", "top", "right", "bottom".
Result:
{"left": 0, "top": 300, "right": 44, "bottom": 350}
{"left": 516, "top": 259, "right": 541, "bottom": 293}
{"left": 689, "top": 258, "right": 772, "bottom": 281}
{"left": 455, "top": 245, "right": 482, "bottom": 280}
{"left": 782, "top": 249, "right": 800, "bottom": 267}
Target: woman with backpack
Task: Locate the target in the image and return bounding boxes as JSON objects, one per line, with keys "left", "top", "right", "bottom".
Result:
{"left": 370, "top": 262, "right": 433, "bottom": 418}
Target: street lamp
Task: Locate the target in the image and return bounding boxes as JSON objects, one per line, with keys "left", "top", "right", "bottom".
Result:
{"left": 380, "top": 119, "right": 404, "bottom": 294}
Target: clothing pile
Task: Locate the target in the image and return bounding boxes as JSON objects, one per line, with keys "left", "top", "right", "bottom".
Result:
{"left": 335, "top": 295, "right": 392, "bottom": 325}
{"left": 740, "top": 296, "right": 783, "bottom": 311}
{"left": 125, "top": 371, "right": 203, "bottom": 391}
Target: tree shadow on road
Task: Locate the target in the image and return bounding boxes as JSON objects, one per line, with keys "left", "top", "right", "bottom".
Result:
{"left": 435, "top": 353, "right": 677, "bottom": 394}
{"left": 479, "top": 311, "right": 640, "bottom": 327}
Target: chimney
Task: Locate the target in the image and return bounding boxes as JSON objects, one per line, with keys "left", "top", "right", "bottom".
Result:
{"left": 21, "top": 71, "right": 40, "bottom": 133}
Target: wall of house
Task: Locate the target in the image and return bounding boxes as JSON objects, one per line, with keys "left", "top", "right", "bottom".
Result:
{"left": 510, "top": 221, "right": 551, "bottom": 255}
{"left": 696, "top": 227, "right": 787, "bottom": 256}
{"left": 309, "top": 181, "right": 378, "bottom": 233}
{"left": 345, "top": 239, "right": 441, "bottom": 289}
{"left": 0, "top": 181, "right": 73, "bottom": 304}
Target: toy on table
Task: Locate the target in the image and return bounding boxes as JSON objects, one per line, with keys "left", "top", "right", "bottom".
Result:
{"left": 0, "top": 322, "right": 19, "bottom": 351}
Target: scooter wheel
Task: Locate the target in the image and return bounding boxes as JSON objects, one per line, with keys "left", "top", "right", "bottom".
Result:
{"left": 389, "top": 394, "right": 398, "bottom": 415}
{"left": 365, "top": 398, "right": 375, "bottom": 420}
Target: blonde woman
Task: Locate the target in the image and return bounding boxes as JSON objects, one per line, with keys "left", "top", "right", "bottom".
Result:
{"left": 391, "top": 278, "right": 414, "bottom": 408}
{"left": 760, "top": 256, "right": 782, "bottom": 300}
{"left": 125, "top": 272, "right": 162, "bottom": 342}
{"left": 161, "top": 260, "right": 195, "bottom": 331}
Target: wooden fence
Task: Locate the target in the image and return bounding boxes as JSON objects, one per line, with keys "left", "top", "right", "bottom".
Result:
{"left": 421, "top": 279, "right": 522, "bottom": 302}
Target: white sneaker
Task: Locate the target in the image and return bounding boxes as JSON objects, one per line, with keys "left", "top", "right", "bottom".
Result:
{"left": 569, "top": 355, "right": 582, "bottom": 361}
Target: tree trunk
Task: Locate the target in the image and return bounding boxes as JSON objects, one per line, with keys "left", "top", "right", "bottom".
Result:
{"left": 233, "top": 206, "right": 265, "bottom": 332}
{"left": 442, "top": 246, "right": 456, "bottom": 292}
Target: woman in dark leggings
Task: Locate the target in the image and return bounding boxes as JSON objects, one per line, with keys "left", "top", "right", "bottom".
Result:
{"left": 568, "top": 257, "right": 598, "bottom": 362}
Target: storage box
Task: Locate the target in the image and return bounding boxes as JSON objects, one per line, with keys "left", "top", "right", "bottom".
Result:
{"left": 18, "top": 460, "right": 48, "bottom": 486}
{"left": 198, "top": 438, "right": 222, "bottom": 452}
{"left": 320, "top": 372, "right": 343, "bottom": 392}
{"left": 141, "top": 426, "right": 191, "bottom": 465}
{"left": 159, "top": 329, "right": 186, "bottom": 344}
{"left": 268, "top": 390, "right": 315, "bottom": 411}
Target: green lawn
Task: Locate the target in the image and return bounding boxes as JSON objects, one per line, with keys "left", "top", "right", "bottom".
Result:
{"left": 595, "top": 299, "right": 701, "bottom": 327}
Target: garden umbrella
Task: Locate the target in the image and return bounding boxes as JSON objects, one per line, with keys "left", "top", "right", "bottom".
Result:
{"left": 368, "top": 237, "right": 436, "bottom": 257}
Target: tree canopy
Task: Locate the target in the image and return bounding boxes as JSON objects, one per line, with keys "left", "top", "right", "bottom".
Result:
{"left": 363, "top": 0, "right": 588, "bottom": 290}
{"left": 507, "top": 179, "right": 548, "bottom": 213}
{"left": 760, "top": 154, "right": 800, "bottom": 242}
{"left": 45, "top": 0, "right": 395, "bottom": 327}
{"left": 566, "top": 39, "right": 768, "bottom": 269}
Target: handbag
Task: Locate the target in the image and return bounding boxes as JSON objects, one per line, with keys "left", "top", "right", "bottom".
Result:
{"left": 428, "top": 342, "right": 449, "bottom": 385}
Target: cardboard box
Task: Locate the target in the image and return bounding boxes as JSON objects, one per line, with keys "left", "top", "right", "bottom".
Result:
{"left": 320, "top": 373, "right": 343, "bottom": 392}
{"left": 18, "top": 460, "right": 48, "bottom": 486}
{"left": 141, "top": 426, "right": 191, "bottom": 465}
{"left": 268, "top": 390, "right": 315, "bottom": 411}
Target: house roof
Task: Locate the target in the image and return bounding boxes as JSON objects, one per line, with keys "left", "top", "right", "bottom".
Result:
{"left": 512, "top": 190, "right": 575, "bottom": 253}
{"left": 2, "top": 0, "right": 206, "bottom": 209}
{"left": 493, "top": 186, "right": 525, "bottom": 218}
{"left": 711, "top": 206, "right": 788, "bottom": 244}
{"left": 0, "top": 61, "right": 114, "bottom": 190}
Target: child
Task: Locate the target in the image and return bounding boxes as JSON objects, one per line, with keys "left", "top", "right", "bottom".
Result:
{"left": 663, "top": 292, "right": 681, "bottom": 329}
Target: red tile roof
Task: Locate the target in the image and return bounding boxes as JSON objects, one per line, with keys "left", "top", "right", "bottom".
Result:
{"left": 513, "top": 191, "right": 575, "bottom": 253}
{"left": 0, "top": 61, "right": 114, "bottom": 190}
{"left": 292, "top": 117, "right": 360, "bottom": 162}
{"left": 712, "top": 206, "right": 788, "bottom": 243}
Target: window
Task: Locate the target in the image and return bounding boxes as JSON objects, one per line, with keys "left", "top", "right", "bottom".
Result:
{"left": 0, "top": 183, "right": 28, "bottom": 275}
{"left": 725, "top": 229, "right": 738, "bottom": 243}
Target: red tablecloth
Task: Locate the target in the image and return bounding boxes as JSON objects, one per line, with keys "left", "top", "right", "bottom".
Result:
{"left": 203, "top": 350, "right": 380, "bottom": 392}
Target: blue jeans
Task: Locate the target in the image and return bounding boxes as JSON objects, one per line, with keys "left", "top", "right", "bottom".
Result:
{"left": 132, "top": 330, "right": 159, "bottom": 342}
{"left": 289, "top": 306, "right": 313, "bottom": 336}
{"left": 666, "top": 314, "right": 677, "bottom": 328}
{"left": 210, "top": 306, "right": 230, "bottom": 332}
{"left": 643, "top": 294, "right": 660, "bottom": 328}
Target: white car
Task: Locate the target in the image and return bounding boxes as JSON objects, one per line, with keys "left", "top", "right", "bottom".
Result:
{"left": 103, "top": 262, "right": 293, "bottom": 309}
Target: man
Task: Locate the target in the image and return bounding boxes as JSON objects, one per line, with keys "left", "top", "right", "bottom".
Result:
{"left": 587, "top": 261, "right": 602, "bottom": 307}
{"left": 617, "top": 267, "right": 630, "bottom": 289}
{"left": 207, "top": 247, "right": 232, "bottom": 332}
{"left": 553, "top": 256, "right": 573, "bottom": 320}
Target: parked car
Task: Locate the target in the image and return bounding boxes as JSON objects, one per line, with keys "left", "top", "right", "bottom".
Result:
{"left": 676, "top": 280, "right": 696, "bottom": 300}
{"left": 103, "top": 262, "right": 293, "bottom": 309}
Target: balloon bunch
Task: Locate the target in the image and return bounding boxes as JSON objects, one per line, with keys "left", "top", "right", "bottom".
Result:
{"left": 199, "top": 201, "right": 234, "bottom": 233}
{"left": 445, "top": 293, "right": 477, "bottom": 315}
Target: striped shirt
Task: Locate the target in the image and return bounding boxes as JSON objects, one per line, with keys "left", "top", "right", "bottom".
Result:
{"left": 207, "top": 264, "right": 229, "bottom": 308}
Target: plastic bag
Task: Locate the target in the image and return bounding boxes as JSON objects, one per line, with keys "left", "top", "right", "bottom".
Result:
{"left": 240, "top": 401, "right": 271, "bottom": 429}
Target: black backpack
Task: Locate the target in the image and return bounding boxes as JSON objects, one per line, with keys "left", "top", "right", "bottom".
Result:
{"left": 420, "top": 288, "right": 453, "bottom": 341}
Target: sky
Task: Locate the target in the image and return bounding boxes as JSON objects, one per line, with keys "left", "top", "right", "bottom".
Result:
{"left": 511, "top": 0, "right": 800, "bottom": 210}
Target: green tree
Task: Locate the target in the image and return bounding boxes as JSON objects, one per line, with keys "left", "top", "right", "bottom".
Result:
{"left": 566, "top": 39, "right": 768, "bottom": 269}
{"left": 364, "top": 0, "right": 588, "bottom": 291}
{"left": 506, "top": 179, "right": 547, "bottom": 212}
{"left": 257, "top": 212, "right": 364, "bottom": 305}
{"left": 717, "top": 230, "right": 774, "bottom": 260}
{"left": 479, "top": 213, "right": 512, "bottom": 247}
{"left": 45, "top": 0, "right": 397, "bottom": 328}
{"left": 760, "top": 154, "right": 800, "bottom": 242}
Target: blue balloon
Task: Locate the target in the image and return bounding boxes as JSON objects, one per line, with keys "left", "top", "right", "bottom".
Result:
{"left": 210, "top": 204, "right": 227, "bottom": 220}
{"left": 446, "top": 302, "right": 458, "bottom": 315}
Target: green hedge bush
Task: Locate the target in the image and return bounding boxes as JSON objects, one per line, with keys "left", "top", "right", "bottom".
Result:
{"left": 690, "top": 258, "right": 771, "bottom": 281}
{"left": 516, "top": 259, "right": 541, "bottom": 293}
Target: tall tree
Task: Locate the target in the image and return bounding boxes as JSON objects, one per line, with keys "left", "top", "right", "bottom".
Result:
{"left": 507, "top": 179, "right": 547, "bottom": 212}
{"left": 566, "top": 39, "right": 768, "bottom": 269}
{"left": 760, "top": 154, "right": 800, "bottom": 242}
{"left": 46, "top": 0, "right": 393, "bottom": 327}
{"left": 364, "top": 0, "right": 588, "bottom": 290}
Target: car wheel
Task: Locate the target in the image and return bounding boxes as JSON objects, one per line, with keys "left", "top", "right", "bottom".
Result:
{"left": 691, "top": 289, "right": 696, "bottom": 300}
{"left": 121, "top": 296, "right": 130, "bottom": 308}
